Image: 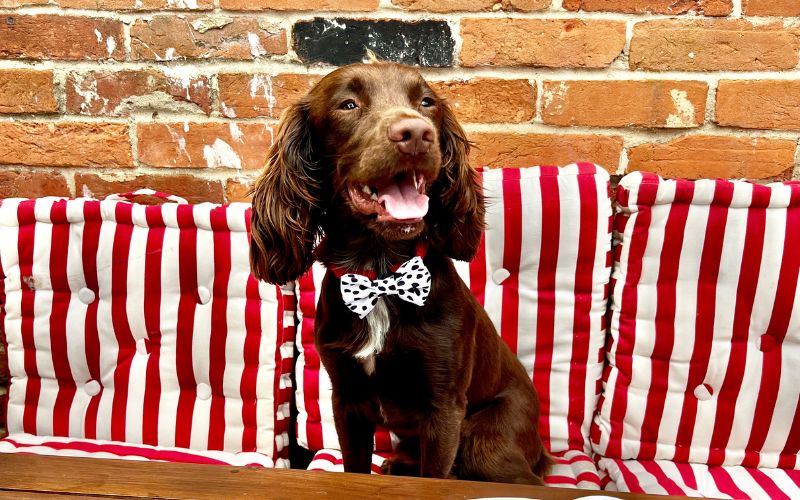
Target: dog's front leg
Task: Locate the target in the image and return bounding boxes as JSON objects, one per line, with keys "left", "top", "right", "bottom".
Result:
{"left": 321, "top": 349, "right": 378, "bottom": 474}
{"left": 419, "top": 405, "right": 465, "bottom": 478}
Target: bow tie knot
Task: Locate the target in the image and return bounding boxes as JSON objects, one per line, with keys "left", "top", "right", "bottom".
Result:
{"left": 340, "top": 256, "right": 432, "bottom": 318}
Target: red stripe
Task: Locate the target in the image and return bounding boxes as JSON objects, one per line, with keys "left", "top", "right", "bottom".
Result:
{"left": 240, "top": 274, "right": 262, "bottom": 452}
{"left": 141, "top": 206, "right": 165, "bottom": 446}
{"left": 640, "top": 461, "right": 687, "bottom": 496}
{"left": 639, "top": 184, "right": 693, "bottom": 459}
{"left": 174, "top": 205, "right": 198, "bottom": 448}
{"left": 17, "top": 201, "right": 40, "bottom": 435}
{"left": 82, "top": 202, "right": 102, "bottom": 439}
{"left": 674, "top": 462, "right": 699, "bottom": 491}
{"left": 615, "top": 460, "right": 646, "bottom": 493}
{"left": 567, "top": 171, "right": 599, "bottom": 450}
{"left": 207, "top": 207, "right": 231, "bottom": 451}
{"left": 499, "top": 168, "right": 522, "bottom": 355}
{"left": 468, "top": 173, "right": 487, "bottom": 307}
{"left": 673, "top": 180, "right": 733, "bottom": 463}
{"left": 605, "top": 179, "right": 657, "bottom": 458}
{"left": 749, "top": 467, "right": 791, "bottom": 500}
{"left": 532, "top": 167, "right": 560, "bottom": 447}
{"left": 109, "top": 203, "right": 136, "bottom": 442}
{"left": 708, "top": 187, "right": 769, "bottom": 465}
{"left": 708, "top": 466, "right": 748, "bottom": 499}
{"left": 299, "top": 269, "right": 323, "bottom": 451}
{"left": 744, "top": 189, "right": 800, "bottom": 467}
{"left": 48, "top": 201, "right": 77, "bottom": 437}
{"left": 272, "top": 283, "right": 284, "bottom": 459}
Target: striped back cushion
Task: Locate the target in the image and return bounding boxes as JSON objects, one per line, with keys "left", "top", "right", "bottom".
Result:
{"left": 296, "top": 164, "right": 612, "bottom": 453}
{"left": 593, "top": 172, "right": 800, "bottom": 469}
{"left": 0, "top": 197, "right": 293, "bottom": 464}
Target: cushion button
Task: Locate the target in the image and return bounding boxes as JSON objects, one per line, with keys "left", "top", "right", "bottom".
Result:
{"left": 78, "top": 288, "right": 96, "bottom": 304}
{"left": 197, "top": 286, "right": 211, "bottom": 305}
{"left": 197, "top": 383, "right": 212, "bottom": 400}
{"left": 693, "top": 384, "right": 713, "bottom": 401}
{"left": 492, "top": 268, "right": 511, "bottom": 285}
{"left": 84, "top": 380, "right": 101, "bottom": 397}
{"left": 759, "top": 335, "right": 776, "bottom": 352}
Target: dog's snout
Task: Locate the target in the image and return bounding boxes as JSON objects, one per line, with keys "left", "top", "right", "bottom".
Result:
{"left": 388, "top": 118, "right": 435, "bottom": 156}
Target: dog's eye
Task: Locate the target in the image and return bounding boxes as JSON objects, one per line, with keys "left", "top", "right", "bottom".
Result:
{"left": 339, "top": 100, "right": 358, "bottom": 111}
{"left": 420, "top": 97, "right": 435, "bottom": 108}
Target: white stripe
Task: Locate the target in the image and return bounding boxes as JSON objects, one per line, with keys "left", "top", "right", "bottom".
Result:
{"left": 255, "top": 280, "right": 278, "bottom": 454}
{"left": 189, "top": 208, "right": 214, "bottom": 451}
{"left": 94, "top": 211, "right": 119, "bottom": 441}
{"left": 1, "top": 200, "right": 25, "bottom": 435}
{"left": 223, "top": 222, "right": 248, "bottom": 452}
{"left": 516, "top": 168, "right": 542, "bottom": 381}
{"left": 760, "top": 467, "right": 800, "bottom": 498}
{"left": 481, "top": 170, "right": 505, "bottom": 337}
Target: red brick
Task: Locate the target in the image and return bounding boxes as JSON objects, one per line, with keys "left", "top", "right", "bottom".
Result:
{"left": 630, "top": 20, "right": 800, "bottom": 71}
{"left": 76, "top": 173, "right": 224, "bottom": 204}
{"left": 0, "top": 0, "right": 47, "bottom": 7}
{"left": 563, "top": 0, "right": 731, "bottom": 15}
{"left": 627, "top": 135, "right": 796, "bottom": 180}
{"left": 66, "top": 70, "right": 211, "bottom": 116}
{"left": 131, "top": 16, "right": 287, "bottom": 61}
{"left": 225, "top": 178, "right": 254, "bottom": 202}
{"left": 221, "top": 0, "right": 377, "bottom": 10}
{"left": 743, "top": 0, "right": 800, "bottom": 16}
{"left": 430, "top": 78, "right": 536, "bottom": 123}
{"left": 716, "top": 80, "right": 800, "bottom": 131}
{"left": 218, "top": 73, "right": 320, "bottom": 119}
{"left": 0, "top": 15, "right": 124, "bottom": 61}
{"left": 0, "top": 122, "right": 132, "bottom": 168}
{"left": 59, "top": 0, "right": 213, "bottom": 9}
{"left": 0, "top": 170, "right": 70, "bottom": 198}
{"left": 0, "top": 70, "right": 56, "bottom": 114}
{"left": 392, "top": 0, "right": 548, "bottom": 12}
{"left": 542, "top": 80, "right": 707, "bottom": 128}
{"left": 460, "top": 19, "right": 626, "bottom": 68}
{"left": 137, "top": 122, "right": 273, "bottom": 169}
{"left": 468, "top": 132, "right": 622, "bottom": 171}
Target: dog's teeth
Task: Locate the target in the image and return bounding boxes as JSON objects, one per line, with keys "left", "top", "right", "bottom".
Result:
{"left": 361, "top": 185, "right": 371, "bottom": 195}
{"left": 370, "top": 193, "right": 379, "bottom": 201}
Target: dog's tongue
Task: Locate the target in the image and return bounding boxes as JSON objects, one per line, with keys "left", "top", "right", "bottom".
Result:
{"left": 377, "top": 176, "right": 429, "bottom": 220}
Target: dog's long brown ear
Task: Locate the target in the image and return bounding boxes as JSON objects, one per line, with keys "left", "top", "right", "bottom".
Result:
{"left": 428, "top": 100, "right": 485, "bottom": 261}
{"left": 250, "top": 101, "right": 322, "bottom": 285}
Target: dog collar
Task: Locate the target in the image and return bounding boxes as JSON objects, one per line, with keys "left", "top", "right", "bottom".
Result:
{"left": 329, "top": 239, "right": 428, "bottom": 280}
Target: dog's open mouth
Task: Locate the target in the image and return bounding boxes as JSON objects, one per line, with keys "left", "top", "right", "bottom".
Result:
{"left": 348, "top": 171, "right": 428, "bottom": 223}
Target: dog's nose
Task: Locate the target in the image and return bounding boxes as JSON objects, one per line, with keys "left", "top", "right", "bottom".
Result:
{"left": 388, "top": 118, "right": 435, "bottom": 156}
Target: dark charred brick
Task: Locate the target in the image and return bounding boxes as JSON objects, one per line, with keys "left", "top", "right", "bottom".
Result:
{"left": 293, "top": 18, "right": 454, "bottom": 67}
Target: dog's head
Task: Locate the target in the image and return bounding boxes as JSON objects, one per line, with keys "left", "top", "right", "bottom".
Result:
{"left": 250, "top": 61, "right": 484, "bottom": 284}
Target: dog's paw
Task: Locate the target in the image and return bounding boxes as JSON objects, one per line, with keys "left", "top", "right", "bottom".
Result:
{"left": 380, "top": 457, "right": 420, "bottom": 477}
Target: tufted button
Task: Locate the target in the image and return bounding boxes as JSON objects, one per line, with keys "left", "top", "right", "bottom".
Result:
{"left": 136, "top": 338, "right": 150, "bottom": 356}
{"left": 492, "top": 268, "right": 511, "bottom": 285}
{"left": 78, "top": 287, "right": 96, "bottom": 305}
{"left": 197, "top": 286, "right": 212, "bottom": 305}
{"left": 84, "top": 380, "right": 101, "bottom": 397}
{"left": 197, "top": 383, "right": 212, "bottom": 401}
{"left": 693, "top": 383, "right": 713, "bottom": 401}
{"left": 759, "top": 335, "right": 776, "bottom": 352}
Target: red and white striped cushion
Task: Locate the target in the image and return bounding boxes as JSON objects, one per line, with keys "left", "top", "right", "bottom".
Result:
{"left": 308, "top": 448, "right": 603, "bottom": 489}
{"left": 593, "top": 172, "right": 800, "bottom": 468}
{"left": 0, "top": 433, "right": 276, "bottom": 467}
{"left": 296, "top": 164, "right": 612, "bottom": 454}
{"left": 0, "top": 197, "right": 293, "bottom": 466}
{"left": 599, "top": 458, "right": 800, "bottom": 499}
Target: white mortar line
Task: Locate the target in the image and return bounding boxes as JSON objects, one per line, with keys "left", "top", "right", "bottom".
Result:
{"left": 794, "top": 140, "right": 800, "bottom": 179}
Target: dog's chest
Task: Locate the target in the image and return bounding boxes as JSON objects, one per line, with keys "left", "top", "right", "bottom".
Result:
{"left": 354, "top": 298, "right": 390, "bottom": 375}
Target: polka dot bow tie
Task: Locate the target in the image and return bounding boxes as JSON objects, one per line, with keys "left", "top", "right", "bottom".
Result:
{"left": 340, "top": 256, "right": 432, "bottom": 319}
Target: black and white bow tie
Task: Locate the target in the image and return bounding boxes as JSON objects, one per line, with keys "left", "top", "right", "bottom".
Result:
{"left": 340, "top": 256, "right": 432, "bottom": 318}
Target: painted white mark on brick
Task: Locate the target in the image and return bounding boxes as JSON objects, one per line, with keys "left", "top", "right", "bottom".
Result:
{"left": 72, "top": 74, "right": 108, "bottom": 114}
{"left": 135, "top": 0, "right": 143, "bottom": 7}
{"left": 248, "top": 33, "right": 266, "bottom": 58}
{"left": 82, "top": 184, "right": 94, "bottom": 199}
{"left": 542, "top": 81, "right": 568, "bottom": 112}
{"left": 250, "top": 74, "right": 276, "bottom": 116}
{"left": 106, "top": 37, "right": 116, "bottom": 57}
{"left": 666, "top": 89, "right": 696, "bottom": 128}
{"left": 94, "top": 29, "right": 102, "bottom": 43}
{"left": 204, "top": 139, "right": 242, "bottom": 170}
{"left": 183, "top": 121, "right": 190, "bottom": 133}
{"left": 229, "top": 122, "right": 244, "bottom": 143}
{"left": 688, "top": 52, "right": 695, "bottom": 59}
{"left": 166, "top": 126, "right": 191, "bottom": 161}
{"left": 167, "top": 0, "right": 198, "bottom": 8}
{"left": 221, "top": 102, "right": 237, "bottom": 118}
{"left": 164, "top": 48, "right": 176, "bottom": 61}
{"left": 162, "top": 66, "right": 197, "bottom": 99}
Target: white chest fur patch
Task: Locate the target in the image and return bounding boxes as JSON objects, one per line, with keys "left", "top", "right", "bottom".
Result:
{"left": 354, "top": 298, "right": 390, "bottom": 374}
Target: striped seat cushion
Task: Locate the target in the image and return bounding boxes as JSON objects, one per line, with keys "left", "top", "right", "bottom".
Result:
{"left": 308, "top": 448, "right": 603, "bottom": 489}
{"left": 599, "top": 458, "right": 800, "bottom": 499}
{"left": 0, "top": 433, "right": 277, "bottom": 467}
{"left": 0, "top": 197, "right": 293, "bottom": 467}
{"left": 296, "top": 164, "right": 613, "bottom": 453}
{"left": 593, "top": 172, "right": 800, "bottom": 468}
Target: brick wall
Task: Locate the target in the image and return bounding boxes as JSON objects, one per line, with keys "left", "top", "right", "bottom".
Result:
{"left": 0, "top": 0, "right": 799, "bottom": 202}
